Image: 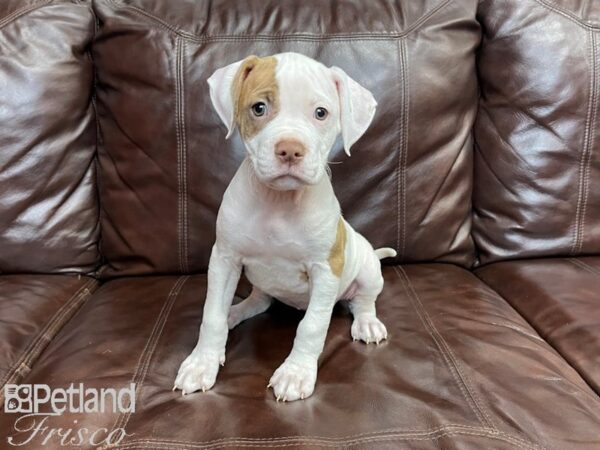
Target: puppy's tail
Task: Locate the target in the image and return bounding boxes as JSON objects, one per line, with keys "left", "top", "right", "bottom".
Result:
{"left": 375, "top": 247, "right": 397, "bottom": 260}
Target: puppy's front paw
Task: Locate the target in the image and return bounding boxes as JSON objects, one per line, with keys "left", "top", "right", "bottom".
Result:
{"left": 351, "top": 314, "right": 388, "bottom": 344}
{"left": 268, "top": 358, "right": 317, "bottom": 402}
{"left": 173, "top": 350, "right": 224, "bottom": 395}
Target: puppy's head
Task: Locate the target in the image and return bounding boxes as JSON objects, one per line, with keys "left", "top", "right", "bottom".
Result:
{"left": 208, "top": 52, "right": 377, "bottom": 191}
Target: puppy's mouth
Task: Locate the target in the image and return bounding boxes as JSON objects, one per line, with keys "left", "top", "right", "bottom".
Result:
{"left": 250, "top": 159, "right": 319, "bottom": 190}
{"left": 266, "top": 174, "right": 311, "bottom": 190}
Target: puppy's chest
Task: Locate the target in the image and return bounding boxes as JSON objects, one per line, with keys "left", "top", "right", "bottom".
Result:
{"left": 226, "top": 211, "right": 327, "bottom": 260}
{"left": 224, "top": 209, "right": 334, "bottom": 304}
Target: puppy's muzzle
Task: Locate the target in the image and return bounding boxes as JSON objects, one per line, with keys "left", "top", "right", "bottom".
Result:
{"left": 274, "top": 139, "right": 306, "bottom": 165}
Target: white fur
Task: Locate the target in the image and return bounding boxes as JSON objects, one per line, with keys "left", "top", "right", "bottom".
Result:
{"left": 174, "top": 52, "right": 395, "bottom": 402}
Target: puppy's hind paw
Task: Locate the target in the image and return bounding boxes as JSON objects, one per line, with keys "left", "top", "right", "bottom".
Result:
{"left": 351, "top": 315, "right": 388, "bottom": 345}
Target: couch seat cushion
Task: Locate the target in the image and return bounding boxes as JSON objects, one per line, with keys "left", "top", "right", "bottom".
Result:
{"left": 0, "top": 275, "right": 97, "bottom": 397}
{"left": 477, "top": 257, "right": 600, "bottom": 395}
{"left": 1, "top": 266, "right": 599, "bottom": 449}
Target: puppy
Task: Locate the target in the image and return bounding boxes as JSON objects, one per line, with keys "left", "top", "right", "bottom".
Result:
{"left": 174, "top": 52, "right": 396, "bottom": 402}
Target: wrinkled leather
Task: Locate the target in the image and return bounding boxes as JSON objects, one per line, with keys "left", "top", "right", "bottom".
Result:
{"left": 545, "top": 0, "right": 600, "bottom": 27}
{"left": 2, "top": 266, "right": 599, "bottom": 449}
{"left": 473, "top": 0, "right": 600, "bottom": 264}
{"left": 0, "top": 275, "right": 97, "bottom": 397}
{"left": 0, "top": 0, "right": 100, "bottom": 274}
{"left": 477, "top": 257, "right": 600, "bottom": 395}
{"left": 92, "top": 0, "right": 479, "bottom": 277}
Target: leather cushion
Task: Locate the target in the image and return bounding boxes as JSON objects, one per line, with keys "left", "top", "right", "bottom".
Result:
{"left": 477, "top": 257, "right": 600, "bottom": 394}
{"left": 3, "top": 266, "right": 599, "bottom": 448}
{"left": 92, "top": 0, "right": 479, "bottom": 277}
{"left": 0, "top": 275, "right": 97, "bottom": 398}
{"left": 473, "top": 0, "right": 600, "bottom": 264}
{"left": 0, "top": 0, "right": 100, "bottom": 274}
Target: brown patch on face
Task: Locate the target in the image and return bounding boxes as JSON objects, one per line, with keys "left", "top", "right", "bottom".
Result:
{"left": 232, "top": 55, "right": 279, "bottom": 140}
{"left": 328, "top": 218, "right": 347, "bottom": 277}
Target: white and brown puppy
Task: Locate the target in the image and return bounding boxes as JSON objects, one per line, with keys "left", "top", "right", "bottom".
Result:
{"left": 174, "top": 52, "right": 396, "bottom": 402}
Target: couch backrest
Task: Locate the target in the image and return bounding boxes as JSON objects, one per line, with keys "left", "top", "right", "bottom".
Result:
{"left": 474, "top": 0, "right": 600, "bottom": 264}
{"left": 92, "top": 0, "right": 481, "bottom": 277}
{"left": 0, "top": 0, "right": 100, "bottom": 274}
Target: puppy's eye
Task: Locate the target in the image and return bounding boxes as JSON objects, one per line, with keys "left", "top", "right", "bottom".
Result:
{"left": 314, "top": 107, "right": 328, "bottom": 120}
{"left": 251, "top": 102, "right": 267, "bottom": 117}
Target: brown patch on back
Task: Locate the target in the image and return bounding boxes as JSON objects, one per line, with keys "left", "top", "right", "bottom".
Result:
{"left": 329, "top": 218, "right": 347, "bottom": 277}
{"left": 232, "top": 55, "right": 279, "bottom": 139}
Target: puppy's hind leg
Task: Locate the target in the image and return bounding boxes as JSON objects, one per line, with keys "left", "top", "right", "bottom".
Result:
{"left": 349, "top": 248, "right": 388, "bottom": 345}
{"left": 350, "top": 294, "right": 388, "bottom": 344}
{"left": 228, "top": 287, "right": 272, "bottom": 329}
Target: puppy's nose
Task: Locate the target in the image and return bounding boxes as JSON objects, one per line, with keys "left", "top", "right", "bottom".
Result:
{"left": 274, "top": 139, "right": 306, "bottom": 165}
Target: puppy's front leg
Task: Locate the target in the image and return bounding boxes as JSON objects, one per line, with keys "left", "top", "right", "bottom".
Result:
{"left": 174, "top": 243, "right": 241, "bottom": 394}
{"left": 269, "top": 263, "right": 339, "bottom": 402}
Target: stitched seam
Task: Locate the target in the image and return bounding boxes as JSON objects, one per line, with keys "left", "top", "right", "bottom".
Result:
{"left": 112, "top": 427, "right": 539, "bottom": 450}
{"left": 535, "top": 0, "right": 600, "bottom": 29}
{"left": 175, "top": 38, "right": 186, "bottom": 273}
{"left": 402, "top": 39, "right": 409, "bottom": 261}
{"left": 19, "top": 279, "right": 95, "bottom": 371}
{"left": 113, "top": 428, "right": 538, "bottom": 449}
{"left": 395, "top": 40, "right": 403, "bottom": 254}
{"left": 107, "top": 424, "right": 509, "bottom": 445}
{"left": 89, "top": 5, "right": 103, "bottom": 277}
{"left": 174, "top": 38, "right": 190, "bottom": 273}
{"left": 104, "top": 0, "right": 452, "bottom": 42}
{"left": 394, "top": 267, "right": 493, "bottom": 428}
{"left": 0, "top": 279, "right": 95, "bottom": 390}
{"left": 174, "top": 38, "right": 184, "bottom": 273}
{"left": 572, "top": 29, "right": 597, "bottom": 254}
{"left": 568, "top": 257, "right": 600, "bottom": 276}
{"left": 0, "top": 279, "right": 96, "bottom": 397}
{"left": 393, "top": 267, "right": 495, "bottom": 430}
{"left": 475, "top": 267, "right": 600, "bottom": 398}
{"left": 0, "top": 0, "right": 52, "bottom": 30}
{"left": 111, "top": 276, "right": 188, "bottom": 435}
{"left": 112, "top": 276, "right": 188, "bottom": 432}
{"left": 578, "top": 30, "right": 598, "bottom": 253}
{"left": 180, "top": 39, "right": 189, "bottom": 273}
{"left": 399, "top": 38, "right": 409, "bottom": 260}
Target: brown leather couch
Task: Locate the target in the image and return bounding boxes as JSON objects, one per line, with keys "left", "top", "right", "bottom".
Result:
{"left": 1, "top": 1, "right": 599, "bottom": 449}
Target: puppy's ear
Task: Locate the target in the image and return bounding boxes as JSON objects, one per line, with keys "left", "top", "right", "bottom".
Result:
{"left": 207, "top": 57, "right": 252, "bottom": 139}
{"left": 330, "top": 66, "right": 377, "bottom": 156}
